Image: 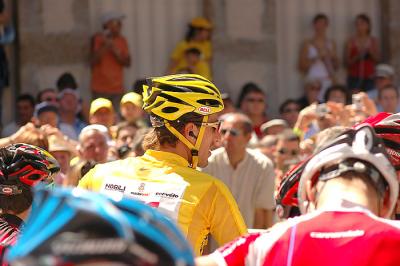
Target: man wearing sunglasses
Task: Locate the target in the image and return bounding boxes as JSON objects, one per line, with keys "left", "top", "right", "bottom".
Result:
{"left": 197, "top": 125, "right": 400, "bottom": 266}
{"left": 274, "top": 130, "right": 301, "bottom": 183}
{"left": 79, "top": 74, "right": 246, "bottom": 256}
{"left": 203, "top": 112, "right": 275, "bottom": 230}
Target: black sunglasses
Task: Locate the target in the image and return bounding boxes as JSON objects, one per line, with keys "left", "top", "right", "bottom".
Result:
{"left": 278, "top": 148, "right": 299, "bottom": 156}
{"left": 220, "top": 128, "right": 241, "bottom": 137}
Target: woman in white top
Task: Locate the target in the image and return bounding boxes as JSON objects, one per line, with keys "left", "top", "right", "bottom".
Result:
{"left": 298, "top": 13, "right": 339, "bottom": 101}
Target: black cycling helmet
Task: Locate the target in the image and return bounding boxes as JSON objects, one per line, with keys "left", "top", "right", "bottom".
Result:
{"left": 0, "top": 143, "right": 60, "bottom": 195}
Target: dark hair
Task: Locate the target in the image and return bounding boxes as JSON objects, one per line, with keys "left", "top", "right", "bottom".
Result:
{"left": 56, "top": 72, "right": 77, "bottom": 91}
{"left": 185, "top": 47, "right": 202, "bottom": 57}
{"left": 313, "top": 13, "right": 328, "bottom": 24}
{"left": 279, "top": 99, "right": 300, "bottom": 114}
{"left": 236, "top": 82, "right": 265, "bottom": 108}
{"left": 142, "top": 113, "right": 203, "bottom": 151}
{"left": 17, "top": 94, "right": 35, "bottom": 107}
{"left": 36, "top": 104, "right": 58, "bottom": 117}
{"left": 132, "top": 78, "right": 147, "bottom": 95}
{"left": 185, "top": 25, "right": 206, "bottom": 42}
{"left": 356, "top": 13, "right": 371, "bottom": 34}
{"left": 378, "top": 84, "right": 399, "bottom": 99}
{"left": 323, "top": 85, "right": 349, "bottom": 104}
{"left": 115, "top": 121, "right": 138, "bottom": 139}
{"left": 36, "top": 88, "right": 56, "bottom": 103}
{"left": 0, "top": 183, "right": 33, "bottom": 214}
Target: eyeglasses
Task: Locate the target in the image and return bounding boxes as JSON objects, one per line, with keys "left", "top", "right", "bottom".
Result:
{"left": 44, "top": 97, "right": 57, "bottom": 102}
{"left": 220, "top": 128, "right": 241, "bottom": 137}
{"left": 278, "top": 148, "right": 299, "bottom": 156}
{"left": 199, "top": 121, "right": 221, "bottom": 131}
{"left": 245, "top": 97, "right": 265, "bottom": 103}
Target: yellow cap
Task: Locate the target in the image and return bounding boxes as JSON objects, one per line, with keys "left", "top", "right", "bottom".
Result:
{"left": 90, "top": 98, "right": 113, "bottom": 115}
{"left": 190, "top": 17, "right": 212, "bottom": 29}
{"left": 120, "top": 92, "right": 142, "bottom": 107}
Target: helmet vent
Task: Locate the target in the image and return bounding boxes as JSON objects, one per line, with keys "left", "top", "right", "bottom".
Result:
{"left": 162, "top": 107, "right": 179, "bottom": 113}
{"left": 197, "top": 99, "right": 221, "bottom": 107}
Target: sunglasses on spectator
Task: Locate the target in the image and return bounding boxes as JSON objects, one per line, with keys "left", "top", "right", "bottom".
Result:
{"left": 278, "top": 148, "right": 299, "bottom": 156}
{"left": 283, "top": 108, "right": 299, "bottom": 114}
{"left": 245, "top": 97, "right": 265, "bottom": 103}
{"left": 45, "top": 97, "right": 57, "bottom": 102}
{"left": 220, "top": 128, "right": 241, "bottom": 137}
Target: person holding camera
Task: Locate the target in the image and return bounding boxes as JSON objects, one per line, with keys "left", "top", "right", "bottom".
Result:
{"left": 90, "top": 11, "right": 131, "bottom": 106}
{"left": 345, "top": 14, "right": 380, "bottom": 93}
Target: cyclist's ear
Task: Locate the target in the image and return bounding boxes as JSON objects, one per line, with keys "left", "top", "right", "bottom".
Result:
{"left": 380, "top": 190, "right": 391, "bottom": 218}
{"left": 183, "top": 122, "right": 198, "bottom": 144}
{"left": 305, "top": 179, "right": 317, "bottom": 213}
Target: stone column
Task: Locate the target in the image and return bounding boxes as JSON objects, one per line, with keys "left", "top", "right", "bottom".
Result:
{"left": 383, "top": 0, "right": 400, "bottom": 79}
{"left": 209, "top": 0, "right": 278, "bottom": 116}
{"left": 17, "top": 0, "right": 91, "bottom": 99}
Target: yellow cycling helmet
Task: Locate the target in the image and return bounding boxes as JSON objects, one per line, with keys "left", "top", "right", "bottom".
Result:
{"left": 142, "top": 74, "right": 224, "bottom": 121}
{"left": 142, "top": 74, "right": 224, "bottom": 169}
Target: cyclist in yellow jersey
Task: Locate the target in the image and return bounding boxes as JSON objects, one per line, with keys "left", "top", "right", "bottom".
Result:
{"left": 79, "top": 74, "right": 247, "bottom": 255}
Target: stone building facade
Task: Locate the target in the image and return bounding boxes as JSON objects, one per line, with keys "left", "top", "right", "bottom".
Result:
{"left": 2, "top": 0, "right": 399, "bottom": 123}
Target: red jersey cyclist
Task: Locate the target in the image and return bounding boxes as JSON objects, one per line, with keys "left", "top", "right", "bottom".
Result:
{"left": 0, "top": 143, "right": 60, "bottom": 265}
{"left": 197, "top": 124, "right": 400, "bottom": 266}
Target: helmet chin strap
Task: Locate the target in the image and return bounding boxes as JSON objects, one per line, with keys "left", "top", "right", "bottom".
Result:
{"left": 164, "top": 116, "right": 208, "bottom": 169}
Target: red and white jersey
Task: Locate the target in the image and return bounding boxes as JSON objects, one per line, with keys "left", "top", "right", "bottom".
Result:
{"left": 0, "top": 214, "right": 22, "bottom": 266}
{"left": 211, "top": 207, "right": 400, "bottom": 266}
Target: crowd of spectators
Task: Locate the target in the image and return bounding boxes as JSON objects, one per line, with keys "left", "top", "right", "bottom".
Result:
{"left": 0, "top": 8, "right": 400, "bottom": 264}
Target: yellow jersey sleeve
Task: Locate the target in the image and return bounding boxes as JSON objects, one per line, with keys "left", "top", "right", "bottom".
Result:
{"left": 186, "top": 178, "right": 247, "bottom": 254}
{"left": 78, "top": 166, "right": 104, "bottom": 191}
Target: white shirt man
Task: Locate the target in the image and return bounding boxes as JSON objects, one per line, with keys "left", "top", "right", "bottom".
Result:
{"left": 203, "top": 113, "right": 275, "bottom": 229}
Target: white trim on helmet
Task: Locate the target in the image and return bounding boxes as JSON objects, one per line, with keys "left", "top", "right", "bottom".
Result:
{"left": 298, "top": 126, "right": 399, "bottom": 219}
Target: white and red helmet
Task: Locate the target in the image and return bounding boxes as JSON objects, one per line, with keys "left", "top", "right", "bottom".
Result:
{"left": 358, "top": 112, "right": 400, "bottom": 174}
{"left": 298, "top": 124, "right": 399, "bottom": 218}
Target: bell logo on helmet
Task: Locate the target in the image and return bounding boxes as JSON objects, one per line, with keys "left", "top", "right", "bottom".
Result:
{"left": 0, "top": 185, "right": 22, "bottom": 195}
{"left": 198, "top": 106, "right": 211, "bottom": 114}
{"left": 1, "top": 187, "right": 12, "bottom": 195}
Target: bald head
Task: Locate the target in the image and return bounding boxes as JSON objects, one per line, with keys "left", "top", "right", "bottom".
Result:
{"left": 220, "top": 112, "right": 253, "bottom": 134}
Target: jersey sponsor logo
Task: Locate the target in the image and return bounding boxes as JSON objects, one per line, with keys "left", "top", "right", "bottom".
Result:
{"left": 104, "top": 183, "right": 126, "bottom": 193}
{"left": 131, "top": 182, "right": 150, "bottom": 196}
{"left": 310, "top": 230, "right": 365, "bottom": 239}
{"left": 138, "top": 183, "right": 145, "bottom": 192}
{"left": 130, "top": 191, "right": 150, "bottom": 197}
{"left": 155, "top": 192, "right": 179, "bottom": 199}
{"left": 198, "top": 106, "right": 211, "bottom": 114}
{"left": 100, "top": 175, "right": 189, "bottom": 222}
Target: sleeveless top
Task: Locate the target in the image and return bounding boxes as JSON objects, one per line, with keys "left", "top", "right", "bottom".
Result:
{"left": 306, "top": 42, "right": 333, "bottom": 81}
{"left": 348, "top": 37, "right": 376, "bottom": 79}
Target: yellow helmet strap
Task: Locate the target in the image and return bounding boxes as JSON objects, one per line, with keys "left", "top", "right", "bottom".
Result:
{"left": 164, "top": 116, "right": 208, "bottom": 169}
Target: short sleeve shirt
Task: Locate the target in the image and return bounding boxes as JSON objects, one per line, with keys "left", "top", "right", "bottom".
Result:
{"left": 203, "top": 148, "right": 275, "bottom": 228}
{"left": 91, "top": 33, "right": 129, "bottom": 94}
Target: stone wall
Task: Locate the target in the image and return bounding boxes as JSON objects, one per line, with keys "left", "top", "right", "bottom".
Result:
{"left": 17, "top": 0, "right": 91, "bottom": 99}
{"left": 211, "top": 0, "right": 278, "bottom": 114}
{"left": 7, "top": 0, "right": 400, "bottom": 123}
{"left": 383, "top": 0, "right": 400, "bottom": 78}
